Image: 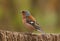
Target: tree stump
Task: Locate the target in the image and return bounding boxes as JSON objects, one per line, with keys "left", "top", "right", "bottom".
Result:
{"left": 0, "top": 30, "right": 59, "bottom": 41}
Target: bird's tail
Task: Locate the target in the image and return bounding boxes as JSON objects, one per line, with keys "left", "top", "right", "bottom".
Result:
{"left": 34, "top": 25, "right": 45, "bottom": 34}
{"left": 36, "top": 29, "right": 45, "bottom": 34}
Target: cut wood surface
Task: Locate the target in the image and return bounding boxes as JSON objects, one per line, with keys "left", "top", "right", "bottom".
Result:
{"left": 0, "top": 30, "right": 60, "bottom": 41}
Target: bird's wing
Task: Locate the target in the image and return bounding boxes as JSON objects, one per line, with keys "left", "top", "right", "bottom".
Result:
{"left": 26, "top": 15, "right": 45, "bottom": 33}
{"left": 26, "top": 17, "right": 40, "bottom": 29}
{"left": 26, "top": 15, "right": 40, "bottom": 28}
{"left": 28, "top": 15, "right": 40, "bottom": 26}
{"left": 26, "top": 19, "right": 44, "bottom": 33}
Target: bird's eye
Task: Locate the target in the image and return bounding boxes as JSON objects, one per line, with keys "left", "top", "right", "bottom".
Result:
{"left": 22, "top": 11, "right": 25, "bottom": 13}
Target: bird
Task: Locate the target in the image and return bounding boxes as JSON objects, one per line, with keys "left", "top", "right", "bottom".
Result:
{"left": 21, "top": 10, "right": 45, "bottom": 33}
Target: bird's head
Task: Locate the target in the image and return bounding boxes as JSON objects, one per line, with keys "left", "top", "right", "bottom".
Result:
{"left": 21, "top": 10, "right": 31, "bottom": 17}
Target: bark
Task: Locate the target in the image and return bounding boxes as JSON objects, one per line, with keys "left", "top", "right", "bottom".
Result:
{"left": 0, "top": 30, "right": 60, "bottom": 41}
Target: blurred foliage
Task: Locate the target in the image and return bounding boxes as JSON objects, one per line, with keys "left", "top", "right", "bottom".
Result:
{"left": 0, "top": 0, "right": 60, "bottom": 33}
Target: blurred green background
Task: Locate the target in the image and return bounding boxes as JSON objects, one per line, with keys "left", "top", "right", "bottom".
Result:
{"left": 0, "top": 0, "right": 60, "bottom": 33}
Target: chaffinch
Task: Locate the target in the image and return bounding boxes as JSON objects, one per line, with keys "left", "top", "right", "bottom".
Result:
{"left": 21, "top": 10, "right": 44, "bottom": 33}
